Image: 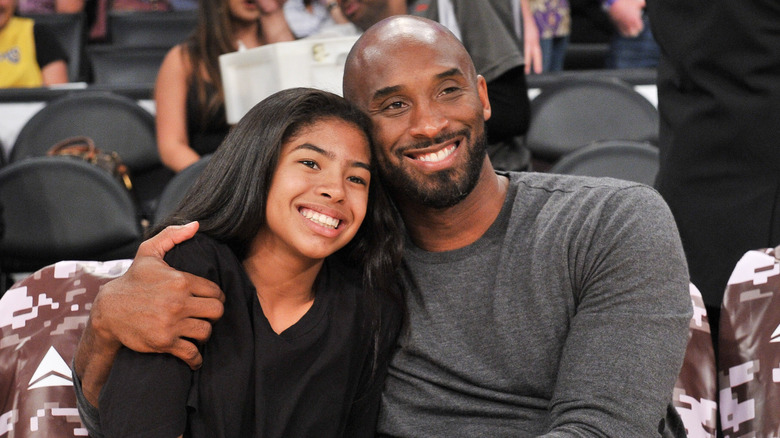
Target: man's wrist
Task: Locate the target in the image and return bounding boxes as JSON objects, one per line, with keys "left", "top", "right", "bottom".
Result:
{"left": 326, "top": 1, "right": 338, "bottom": 12}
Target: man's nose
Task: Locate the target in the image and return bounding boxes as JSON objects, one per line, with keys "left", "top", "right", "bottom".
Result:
{"left": 408, "top": 103, "right": 449, "bottom": 139}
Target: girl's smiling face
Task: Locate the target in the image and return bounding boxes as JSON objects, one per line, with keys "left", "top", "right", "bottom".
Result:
{"left": 254, "top": 117, "right": 372, "bottom": 263}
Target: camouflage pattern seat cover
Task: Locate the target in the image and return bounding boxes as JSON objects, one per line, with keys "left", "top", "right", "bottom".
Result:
{"left": 0, "top": 260, "right": 131, "bottom": 437}
{"left": 719, "top": 246, "right": 780, "bottom": 437}
{"left": 0, "top": 261, "right": 722, "bottom": 437}
{"left": 674, "top": 284, "right": 718, "bottom": 438}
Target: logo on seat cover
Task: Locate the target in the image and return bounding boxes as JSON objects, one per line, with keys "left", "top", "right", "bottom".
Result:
{"left": 771, "top": 324, "right": 780, "bottom": 343}
{"left": 28, "top": 346, "right": 73, "bottom": 390}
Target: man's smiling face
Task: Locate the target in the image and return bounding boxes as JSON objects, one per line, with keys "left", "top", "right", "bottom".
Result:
{"left": 343, "top": 17, "right": 492, "bottom": 209}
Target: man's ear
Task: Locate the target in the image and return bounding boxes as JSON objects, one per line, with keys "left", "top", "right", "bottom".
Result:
{"left": 477, "top": 75, "right": 492, "bottom": 122}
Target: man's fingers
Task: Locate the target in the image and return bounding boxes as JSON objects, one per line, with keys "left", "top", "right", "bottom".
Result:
{"left": 178, "top": 317, "right": 215, "bottom": 344}
{"left": 184, "top": 295, "right": 225, "bottom": 323}
{"left": 182, "top": 271, "right": 226, "bottom": 303}
{"left": 170, "top": 338, "right": 203, "bottom": 370}
{"left": 137, "top": 222, "right": 200, "bottom": 259}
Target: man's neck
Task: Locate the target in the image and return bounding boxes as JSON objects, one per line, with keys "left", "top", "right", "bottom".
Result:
{"left": 398, "top": 158, "right": 509, "bottom": 252}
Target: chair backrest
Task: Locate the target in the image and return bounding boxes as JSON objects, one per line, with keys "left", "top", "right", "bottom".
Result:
{"left": 0, "top": 260, "right": 131, "bottom": 435}
{"left": 8, "top": 91, "right": 168, "bottom": 218}
{"left": 87, "top": 46, "right": 167, "bottom": 86}
{"left": 20, "top": 12, "right": 86, "bottom": 82}
{"left": 0, "top": 157, "right": 142, "bottom": 279}
{"left": 108, "top": 10, "right": 197, "bottom": 48}
{"left": 10, "top": 91, "right": 158, "bottom": 171}
{"left": 719, "top": 246, "right": 780, "bottom": 437}
{"left": 153, "top": 154, "right": 212, "bottom": 226}
{"left": 525, "top": 77, "right": 659, "bottom": 161}
{"left": 548, "top": 140, "right": 659, "bottom": 186}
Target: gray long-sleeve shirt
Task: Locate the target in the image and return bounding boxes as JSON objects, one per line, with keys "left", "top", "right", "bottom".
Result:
{"left": 378, "top": 171, "right": 692, "bottom": 437}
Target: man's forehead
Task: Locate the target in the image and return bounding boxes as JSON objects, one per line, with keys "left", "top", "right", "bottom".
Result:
{"left": 343, "top": 16, "right": 471, "bottom": 102}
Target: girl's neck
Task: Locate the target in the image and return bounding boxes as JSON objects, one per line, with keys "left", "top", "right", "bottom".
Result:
{"left": 242, "top": 242, "right": 324, "bottom": 334}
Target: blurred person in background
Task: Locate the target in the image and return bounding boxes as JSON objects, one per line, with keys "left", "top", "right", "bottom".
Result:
{"left": 0, "top": 0, "right": 68, "bottom": 87}
{"left": 16, "top": 0, "right": 83, "bottom": 14}
{"left": 526, "top": 0, "right": 569, "bottom": 72}
{"left": 603, "top": 0, "right": 658, "bottom": 68}
{"left": 154, "top": 0, "right": 294, "bottom": 172}
{"left": 284, "top": 0, "right": 350, "bottom": 38}
{"left": 648, "top": 0, "right": 780, "bottom": 347}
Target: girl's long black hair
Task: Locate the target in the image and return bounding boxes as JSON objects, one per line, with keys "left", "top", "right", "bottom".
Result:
{"left": 153, "top": 87, "right": 405, "bottom": 378}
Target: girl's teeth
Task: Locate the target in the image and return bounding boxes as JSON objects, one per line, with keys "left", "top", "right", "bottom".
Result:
{"left": 301, "top": 209, "right": 339, "bottom": 229}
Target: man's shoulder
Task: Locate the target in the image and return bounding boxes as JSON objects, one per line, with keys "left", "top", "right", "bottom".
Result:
{"left": 506, "top": 171, "right": 652, "bottom": 196}
{"left": 504, "top": 171, "right": 667, "bottom": 220}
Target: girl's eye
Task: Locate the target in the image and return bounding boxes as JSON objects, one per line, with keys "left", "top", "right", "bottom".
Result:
{"left": 300, "top": 160, "right": 319, "bottom": 169}
{"left": 348, "top": 176, "right": 367, "bottom": 185}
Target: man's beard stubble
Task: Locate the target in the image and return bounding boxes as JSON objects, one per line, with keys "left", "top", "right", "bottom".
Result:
{"left": 378, "top": 129, "right": 488, "bottom": 210}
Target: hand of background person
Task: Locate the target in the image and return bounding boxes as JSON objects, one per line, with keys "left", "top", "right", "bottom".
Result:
{"left": 90, "top": 222, "right": 225, "bottom": 369}
{"left": 256, "top": 0, "right": 286, "bottom": 15}
{"left": 607, "top": 0, "right": 645, "bottom": 37}
{"left": 318, "top": 0, "right": 348, "bottom": 23}
{"left": 256, "top": 0, "right": 296, "bottom": 41}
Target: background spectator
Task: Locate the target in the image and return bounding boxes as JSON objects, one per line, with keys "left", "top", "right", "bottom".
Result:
{"left": 647, "top": 0, "right": 780, "bottom": 346}
{"left": 527, "top": 0, "right": 570, "bottom": 72}
{"left": 283, "top": 0, "right": 348, "bottom": 38}
{"left": 603, "top": 0, "right": 658, "bottom": 68}
{"left": 154, "top": 0, "right": 294, "bottom": 172}
{"left": 111, "top": 0, "right": 170, "bottom": 11}
{"left": 0, "top": 0, "right": 69, "bottom": 87}
{"left": 17, "top": 0, "right": 84, "bottom": 14}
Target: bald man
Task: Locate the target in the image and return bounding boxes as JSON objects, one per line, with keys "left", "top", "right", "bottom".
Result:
{"left": 336, "top": 0, "right": 532, "bottom": 171}
{"left": 73, "top": 16, "right": 691, "bottom": 437}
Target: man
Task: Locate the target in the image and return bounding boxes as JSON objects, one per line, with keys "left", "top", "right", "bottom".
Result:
{"left": 337, "top": 0, "right": 533, "bottom": 171}
{"left": 74, "top": 16, "right": 692, "bottom": 436}
{"left": 647, "top": 0, "right": 780, "bottom": 347}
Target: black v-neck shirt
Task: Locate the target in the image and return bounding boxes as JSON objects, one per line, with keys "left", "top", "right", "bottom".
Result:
{"left": 99, "top": 234, "right": 402, "bottom": 437}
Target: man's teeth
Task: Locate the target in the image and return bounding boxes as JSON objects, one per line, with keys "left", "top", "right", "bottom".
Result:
{"left": 301, "top": 209, "right": 340, "bottom": 229}
{"left": 416, "top": 144, "right": 456, "bottom": 162}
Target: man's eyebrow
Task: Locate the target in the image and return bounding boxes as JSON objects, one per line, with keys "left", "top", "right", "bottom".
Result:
{"left": 435, "top": 68, "right": 463, "bottom": 80}
{"left": 293, "top": 143, "right": 371, "bottom": 171}
{"left": 372, "top": 85, "right": 402, "bottom": 102}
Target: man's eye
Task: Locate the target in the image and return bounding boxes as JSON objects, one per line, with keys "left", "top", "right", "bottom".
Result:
{"left": 300, "top": 160, "right": 319, "bottom": 169}
{"left": 441, "top": 86, "right": 460, "bottom": 96}
{"left": 384, "top": 101, "right": 406, "bottom": 111}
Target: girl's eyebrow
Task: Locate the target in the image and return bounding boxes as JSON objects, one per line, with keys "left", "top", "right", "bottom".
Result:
{"left": 294, "top": 143, "right": 371, "bottom": 171}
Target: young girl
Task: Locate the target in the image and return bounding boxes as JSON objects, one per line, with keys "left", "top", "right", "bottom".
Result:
{"left": 154, "top": 0, "right": 295, "bottom": 172}
{"left": 97, "top": 88, "right": 405, "bottom": 437}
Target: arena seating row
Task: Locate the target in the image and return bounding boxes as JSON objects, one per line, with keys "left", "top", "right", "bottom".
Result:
{"left": 26, "top": 9, "right": 613, "bottom": 87}
{"left": 0, "top": 77, "right": 660, "bottom": 290}
{"left": 23, "top": 11, "right": 197, "bottom": 84}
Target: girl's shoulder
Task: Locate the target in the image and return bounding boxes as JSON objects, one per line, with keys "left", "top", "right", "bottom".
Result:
{"left": 165, "top": 233, "right": 241, "bottom": 278}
